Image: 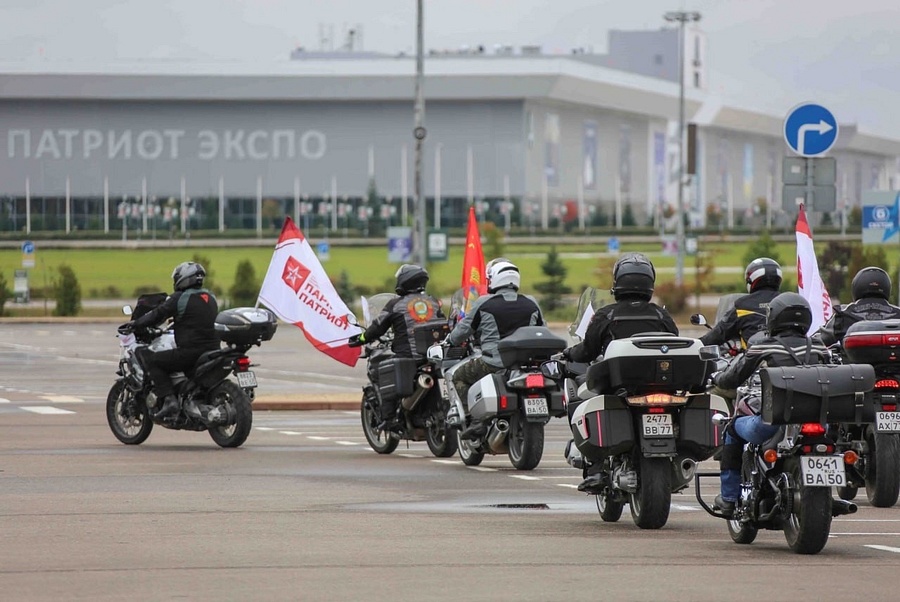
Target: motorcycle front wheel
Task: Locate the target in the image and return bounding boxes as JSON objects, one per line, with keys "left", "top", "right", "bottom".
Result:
{"left": 783, "top": 462, "right": 832, "bottom": 554}
{"left": 425, "top": 400, "right": 458, "bottom": 458}
{"left": 207, "top": 380, "right": 253, "bottom": 448}
{"left": 106, "top": 380, "right": 153, "bottom": 445}
{"left": 865, "top": 432, "right": 900, "bottom": 508}
{"left": 507, "top": 414, "right": 544, "bottom": 471}
{"left": 629, "top": 456, "right": 671, "bottom": 529}
{"left": 457, "top": 431, "right": 485, "bottom": 466}
{"left": 360, "top": 396, "right": 399, "bottom": 454}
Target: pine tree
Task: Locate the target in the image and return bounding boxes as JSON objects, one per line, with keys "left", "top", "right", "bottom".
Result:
{"left": 535, "top": 246, "right": 572, "bottom": 312}
{"left": 228, "top": 260, "right": 260, "bottom": 307}
{"left": 53, "top": 264, "right": 81, "bottom": 316}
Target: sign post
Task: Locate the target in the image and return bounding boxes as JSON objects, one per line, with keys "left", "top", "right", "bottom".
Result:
{"left": 782, "top": 102, "right": 839, "bottom": 213}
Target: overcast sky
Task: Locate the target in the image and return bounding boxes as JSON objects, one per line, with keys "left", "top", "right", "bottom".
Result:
{"left": 2, "top": 0, "right": 899, "bottom": 138}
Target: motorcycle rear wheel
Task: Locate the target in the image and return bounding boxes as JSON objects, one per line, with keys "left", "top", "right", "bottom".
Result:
{"left": 865, "top": 432, "right": 900, "bottom": 508}
{"left": 727, "top": 519, "right": 758, "bottom": 544}
{"left": 360, "top": 396, "right": 399, "bottom": 454}
{"left": 507, "top": 414, "right": 544, "bottom": 471}
{"left": 629, "top": 456, "right": 671, "bottom": 530}
{"left": 457, "top": 431, "right": 485, "bottom": 466}
{"left": 836, "top": 485, "right": 858, "bottom": 501}
{"left": 207, "top": 380, "right": 253, "bottom": 448}
{"left": 106, "top": 380, "right": 153, "bottom": 445}
{"left": 595, "top": 493, "right": 624, "bottom": 522}
{"left": 783, "top": 462, "right": 832, "bottom": 554}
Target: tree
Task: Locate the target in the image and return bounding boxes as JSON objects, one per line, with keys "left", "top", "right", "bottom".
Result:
{"left": 191, "top": 253, "right": 223, "bottom": 296}
{"left": 742, "top": 229, "right": 781, "bottom": 267}
{"left": 482, "top": 221, "right": 505, "bottom": 260}
{"left": 0, "top": 270, "right": 10, "bottom": 316}
{"left": 622, "top": 203, "right": 636, "bottom": 227}
{"left": 53, "top": 264, "right": 81, "bottom": 316}
{"left": 335, "top": 270, "right": 356, "bottom": 305}
{"left": 228, "top": 260, "right": 260, "bottom": 307}
{"left": 534, "top": 246, "right": 572, "bottom": 312}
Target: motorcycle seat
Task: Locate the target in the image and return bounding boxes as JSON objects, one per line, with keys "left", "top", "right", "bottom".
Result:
{"left": 761, "top": 426, "right": 786, "bottom": 451}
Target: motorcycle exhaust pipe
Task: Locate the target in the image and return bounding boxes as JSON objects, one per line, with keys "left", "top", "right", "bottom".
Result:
{"left": 680, "top": 458, "right": 698, "bottom": 482}
{"left": 487, "top": 419, "right": 510, "bottom": 452}
{"left": 832, "top": 499, "right": 858, "bottom": 517}
{"left": 401, "top": 373, "right": 435, "bottom": 411}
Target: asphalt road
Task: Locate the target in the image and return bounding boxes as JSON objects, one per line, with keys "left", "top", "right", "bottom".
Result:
{"left": 2, "top": 323, "right": 899, "bottom": 601}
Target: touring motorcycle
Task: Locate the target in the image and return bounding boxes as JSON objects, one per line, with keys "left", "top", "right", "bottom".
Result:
{"left": 542, "top": 287, "right": 728, "bottom": 529}
{"left": 695, "top": 360, "right": 875, "bottom": 554}
{"left": 357, "top": 293, "right": 457, "bottom": 458}
{"left": 106, "top": 293, "right": 276, "bottom": 448}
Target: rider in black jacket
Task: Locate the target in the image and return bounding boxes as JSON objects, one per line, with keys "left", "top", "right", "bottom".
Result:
{"left": 701, "top": 257, "right": 782, "bottom": 349}
{"left": 128, "top": 262, "right": 220, "bottom": 419}
{"left": 817, "top": 266, "right": 900, "bottom": 346}
{"left": 713, "top": 292, "right": 830, "bottom": 516}
{"left": 349, "top": 264, "right": 445, "bottom": 429}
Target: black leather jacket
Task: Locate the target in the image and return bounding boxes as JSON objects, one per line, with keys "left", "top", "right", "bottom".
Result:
{"left": 817, "top": 297, "right": 900, "bottom": 347}
{"left": 565, "top": 297, "right": 678, "bottom": 363}
{"left": 363, "top": 291, "right": 445, "bottom": 358}
{"left": 132, "top": 287, "right": 220, "bottom": 351}
{"left": 700, "top": 288, "right": 779, "bottom": 348}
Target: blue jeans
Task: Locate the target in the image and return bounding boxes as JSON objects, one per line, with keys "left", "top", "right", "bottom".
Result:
{"left": 720, "top": 415, "right": 780, "bottom": 502}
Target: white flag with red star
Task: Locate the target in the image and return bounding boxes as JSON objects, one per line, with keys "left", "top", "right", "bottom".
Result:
{"left": 258, "top": 217, "right": 362, "bottom": 366}
{"left": 795, "top": 205, "right": 833, "bottom": 334}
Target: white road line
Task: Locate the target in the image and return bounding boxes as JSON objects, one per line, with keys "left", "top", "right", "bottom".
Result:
{"left": 41, "top": 395, "right": 83, "bottom": 403}
{"left": 468, "top": 466, "right": 498, "bottom": 472}
{"left": 431, "top": 459, "right": 459, "bottom": 465}
{"left": 0, "top": 398, "right": 9, "bottom": 403}
{"left": 840, "top": 519, "right": 900, "bottom": 522}
{"left": 307, "top": 436, "right": 332, "bottom": 441}
{"left": 557, "top": 484, "right": 579, "bottom": 489}
{"left": 865, "top": 545, "right": 900, "bottom": 553}
{"left": 278, "top": 431, "right": 305, "bottom": 436}
{"left": 529, "top": 476, "right": 581, "bottom": 479}
{"left": 830, "top": 533, "right": 900, "bottom": 536}
{"left": 398, "top": 454, "right": 422, "bottom": 458}
{"left": 255, "top": 427, "right": 276, "bottom": 431}
{"left": 671, "top": 504, "right": 699, "bottom": 511}
{"left": 335, "top": 441, "right": 359, "bottom": 446}
{"left": 20, "top": 406, "right": 75, "bottom": 415}
{"left": 509, "top": 475, "right": 541, "bottom": 481}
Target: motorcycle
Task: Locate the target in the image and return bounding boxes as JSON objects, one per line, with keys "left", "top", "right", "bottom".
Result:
{"left": 830, "top": 318, "right": 900, "bottom": 507}
{"left": 695, "top": 360, "right": 875, "bottom": 554}
{"left": 443, "top": 324, "right": 567, "bottom": 471}
{"left": 106, "top": 293, "right": 276, "bottom": 448}
{"left": 357, "top": 293, "right": 458, "bottom": 458}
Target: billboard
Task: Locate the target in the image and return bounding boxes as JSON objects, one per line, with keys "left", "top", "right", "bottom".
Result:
{"left": 861, "top": 191, "right": 900, "bottom": 245}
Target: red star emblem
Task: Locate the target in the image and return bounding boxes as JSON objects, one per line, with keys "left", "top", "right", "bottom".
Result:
{"left": 282, "top": 256, "right": 310, "bottom": 294}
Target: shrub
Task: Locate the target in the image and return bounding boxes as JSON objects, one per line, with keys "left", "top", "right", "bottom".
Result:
{"left": 0, "top": 270, "right": 10, "bottom": 316}
{"left": 53, "top": 264, "right": 81, "bottom": 316}
{"left": 654, "top": 281, "right": 688, "bottom": 314}
{"left": 229, "top": 260, "right": 260, "bottom": 307}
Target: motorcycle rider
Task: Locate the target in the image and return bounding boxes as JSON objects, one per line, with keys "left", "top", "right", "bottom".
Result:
{"left": 445, "top": 258, "right": 544, "bottom": 438}
{"left": 348, "top": 264, "right": 445, "bottom": 430}
{"left": 125, "top": 262, "right": 220, "bottom": 419}
{"left": 562, "top": 252, "right": 677, "bottom": 492}
{"left": 817, "top": 266, "right": 900, "bottom": 346}
{"left": 713, "top": 292, "right": 830, "bottom": 516}
{"left": 700, "top": 257, "right": 783, "bottom": 348}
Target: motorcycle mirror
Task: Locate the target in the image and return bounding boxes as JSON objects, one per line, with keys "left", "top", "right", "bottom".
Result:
{"left": 698, "top": 345, "right": 720, "bottom": 361}
{"left": 711, "top": 413, "right": 729, "bottom": 425}
{"left": 122, "top": 305, "right": 133, "bottom": 316}
{"left": 690, "top": 313, "right": 708, "bottom": 327}
{"left": 427, "top": 344, "right": 444, "bottom": 361}
{"left": 540, "top": 360, "right": 562, "bottom": 380}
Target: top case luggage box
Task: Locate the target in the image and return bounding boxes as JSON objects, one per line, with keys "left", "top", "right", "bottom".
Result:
{"left": 587, "top": 336, "right": 707, "bottom": 395}
{"left": 496, "top": 326, "right": 567, "bottom": 368}
{"left": 215, "top": 307, "right": 278, "bottom": 345}
{"left": 843, "top": 319, "right": 900, "bottom": 367}
{"left": 760, "top": 363, "right": 876, "bottom": 425}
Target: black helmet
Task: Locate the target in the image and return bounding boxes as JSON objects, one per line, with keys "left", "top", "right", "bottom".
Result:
{"left": 851, "top": 266, "right": 891, "bottom": 301}
{"left": 172, "top": 261, "right": 206, "bottom": 291}
{"left": 766, "top": 292, "right": 812, "bottom": 336}
{"left": 611, "top": 253, "right": 656, "bottom": 301}
{"left": 745, "top": 257, "right": 782, "bottom": 292}
{"left": 394, "top": 264, "right": 429, "bottom": 295}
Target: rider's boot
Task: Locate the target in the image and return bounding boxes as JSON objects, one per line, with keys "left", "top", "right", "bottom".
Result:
{"left": 445, "top": 382, "right": 466, "bottom": 428}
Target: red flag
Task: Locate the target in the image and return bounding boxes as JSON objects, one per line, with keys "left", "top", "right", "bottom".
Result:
{"left": 795, "top": 205, "right": 833, "bottom": 334}
{"left": 258, "top": 217, "right": 362, "bottom": 366}
{"left": 461, "top": 206, "right": 486, "bottom": 314}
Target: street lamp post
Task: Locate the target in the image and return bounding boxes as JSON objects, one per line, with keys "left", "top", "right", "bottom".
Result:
{"left": 412, "top": 0, "right": 427, "bottom": 266}
{"left": 664, "top": 9, "right": 701, "bottom": 287}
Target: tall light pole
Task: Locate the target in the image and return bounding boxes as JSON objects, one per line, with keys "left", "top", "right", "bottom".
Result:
{"left": 664, "top": 9, "right": 700, "bottom": 287}
{"left": 412, "top": 0, "right": 428, "bottom": 266}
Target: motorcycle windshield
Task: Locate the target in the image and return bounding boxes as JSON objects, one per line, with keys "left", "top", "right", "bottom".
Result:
{"left": 363, "top": 293, "right": 399, "bottom": 327}
{"left": 568, "top": 287, "right": 608, "bottom": 341}
{"left": 449, "top": 287, "right": 479, "bottom": 325}
{"left": 714, "top": 293, "right": 745, "bottom": 326}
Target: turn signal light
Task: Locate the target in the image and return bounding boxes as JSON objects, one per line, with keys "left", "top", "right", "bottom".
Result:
{"left": 843, "top": 450, "right": 859, "bottom": 465}
{"left": 763, "top": 449, "right": 778, "bottom": 463}
{"left": 800, "top": 423, "right": 826, "bottom": 437}
{"left": 626, "top": 393, "right": 688, "bottom": 406}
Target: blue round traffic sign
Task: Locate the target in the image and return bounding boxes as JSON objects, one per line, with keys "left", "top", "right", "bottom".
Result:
{"left": 22, "top": 240, "right": 35, "bottom": 254}
{"left": 783, "top": 102, "right": 838, "bottom": 157}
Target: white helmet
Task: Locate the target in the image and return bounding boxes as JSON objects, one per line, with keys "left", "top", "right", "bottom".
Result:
{"left": 486, "top": 258, "right": 520, "bottom": 293}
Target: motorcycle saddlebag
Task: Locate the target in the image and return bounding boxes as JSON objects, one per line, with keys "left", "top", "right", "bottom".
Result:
{"left": 215, "top": 307, "right": 278, "bottom": 346}
{"left": 678, "top": 394, "right": 730, "bottom": 460}
{"left": 760, "top": 364, "right": 876, "bottom": 425}
{"left": 496, "top": 326, "right": 567, "bottom": 368}
{"left": 411, "top": 321, "right": 450, "bottom": 359}
{"left": 570, "top": 395, "right": 634, "bottom": 460}
{"left": 376, "top": 357, "right": 418, "bottom": 400}
{"left": 843, "top": 319, "right": 900, "bottom": 366}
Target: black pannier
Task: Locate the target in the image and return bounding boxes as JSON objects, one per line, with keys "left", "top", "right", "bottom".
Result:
{"left": 215, "top": 307, "right": 278, "bottom": 346}
{"left": 496, "top": 326, "right": 567, "bottom": 368}
{"left": 760, "top": 364, "right": 875, "bottom": 425}
{"left": 376, "top": 357, "right": 417, "bottom": 400}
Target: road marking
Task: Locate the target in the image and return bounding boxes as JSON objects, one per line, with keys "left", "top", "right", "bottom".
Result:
{"left": 41, "top": 395, "right": 83, "bottom": 403}
{"left": 398, "top": 453, "right": 422, "bottom": 458}
{"left": 865, "top": 545, "right": 900, "bottom": 553}
{"left": 509, "top": 475, "right": 541, "bottom": 481}
{"left": 671, "top": 504, "right": 699, "bottom": 511}
{"left": 0, "top": 398, "right": 9, "bottom": 404}
{"left": 840, "top": 519, "right": 900, "bottom": 522}
{"left": 255, "top": 427, "right": 276, "bottom": 431}
{"left": 307, "top": 436, "right": 332, "bottom": 440}
{"left": 830, "top": 533, "right": 900, "bottom": 536}
{"left": 20, "top": 406, "right": 75, "bottom": 415}
{"left": 468, "top": 466, "right": 498, "bottom": 472}
{"left": 335, "top": 440, "right": 359, "bottom": 446}
{"left": 431, "top": 459, "right": 459, "bottom": 465}
{"left": 557, "top": 484, "right": 579, "bottom": 489}
{"left": 279, "top": 431, "right": 304, "bottom": 436}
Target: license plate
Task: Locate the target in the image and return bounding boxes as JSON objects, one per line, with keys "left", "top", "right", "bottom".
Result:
{"left": 437, "top": 377, "right": 449, "bottom": 399}
{"left": 642, "top": 413, "right": 673, "bottom": 437}
{"left": 523, "top": 396, "right": 548, "bottom": 416}
{"left": 800, "top": 455, "right": 846, "bottom": 487}
{"left": 236, "top": 371, "right": 258, "bottom": 388}
{"left": 876, "top": 411, "right": 900, "bottom": 433}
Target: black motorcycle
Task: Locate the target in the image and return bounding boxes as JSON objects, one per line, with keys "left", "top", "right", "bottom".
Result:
{"left": 106, "top": 294, "right": 276, "bottom": 448}
{"left": 696, "top": 362, "right": 874, "bottom": 554}
{"left": 357, "top": 293, "right": 458, "bottom": 458}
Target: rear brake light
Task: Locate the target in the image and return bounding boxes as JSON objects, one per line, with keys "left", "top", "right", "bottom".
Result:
{"left": 875, "top": 379, "right": 900, "bottom": 389}
{"left": 236, "top": 357, "right": 251, "bottom": 372}
{"left": 883, "top": 404, "right": 898, "bottom": 412}
{"left": 626, "top": 393, "right": 688, "bottom": 406}
{"left": 800, "top": 423, "right": 826, "bottom": 437}
{"left": 525, "top": 374, "right": 544, "bottom": 388}
{"left": 647, "top": 407, "right": 665, "bottom": 414}
{"left": 845, "top": 334, "right": 900, "bottom": 348}
{"left": 499, "top": 395, "right": 508, "bottom": 410}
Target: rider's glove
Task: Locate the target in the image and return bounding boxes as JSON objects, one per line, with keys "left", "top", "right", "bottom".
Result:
{"left": 348, "top": 333, "right": 365, "bottom": 347}
{"left": 118, "top": 321, "right": 136, "bottom": 335}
